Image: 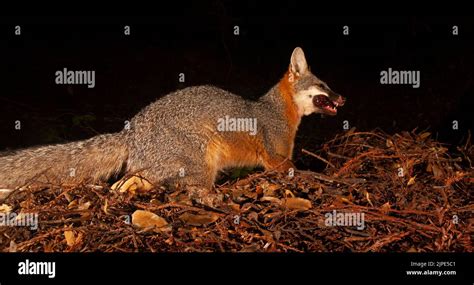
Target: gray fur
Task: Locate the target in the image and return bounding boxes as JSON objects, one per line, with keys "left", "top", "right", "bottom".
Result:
{"left": 0, "top": 47, "right": 343, "bottom": 204}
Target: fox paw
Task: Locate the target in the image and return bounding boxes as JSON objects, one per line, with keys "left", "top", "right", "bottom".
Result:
{"left": 111, "top": 175, "right": 154, "bottom": 194}
{"left": 187, "top": 186, "right": 224, "bottom": 208}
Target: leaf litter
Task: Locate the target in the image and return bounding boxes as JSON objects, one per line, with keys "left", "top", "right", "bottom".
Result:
{"left": 0, "top": 129, "right": 472, "bottom": 252}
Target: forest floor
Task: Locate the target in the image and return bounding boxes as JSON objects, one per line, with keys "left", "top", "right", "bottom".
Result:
{"left": 1, "top": 129, "right": 472, "bottom": 252}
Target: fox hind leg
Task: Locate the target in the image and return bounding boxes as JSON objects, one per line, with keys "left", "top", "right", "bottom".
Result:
{"left": 176, "top": 162, "right": 223, "bottom": 207}
{"left": 120, "top": 158, "right": 223, "bottom": 207}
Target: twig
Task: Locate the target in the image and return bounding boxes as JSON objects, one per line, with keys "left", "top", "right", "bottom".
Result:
{"left": 302, "top": 148, "right": 336, "bottom": 169}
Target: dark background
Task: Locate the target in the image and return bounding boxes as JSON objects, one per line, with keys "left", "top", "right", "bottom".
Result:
{"left": 0, "top": 11, "right": 472, "bottom": 170}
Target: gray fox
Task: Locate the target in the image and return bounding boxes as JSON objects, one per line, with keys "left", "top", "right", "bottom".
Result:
{"left": 0, "top": 47, "right": 345, "bottom": 206}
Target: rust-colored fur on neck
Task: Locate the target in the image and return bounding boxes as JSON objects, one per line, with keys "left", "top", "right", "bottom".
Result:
{"left": 278, "top": 70, "right": 301, "bottom": 139}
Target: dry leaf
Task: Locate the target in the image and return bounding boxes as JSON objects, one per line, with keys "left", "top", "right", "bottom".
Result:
{"left": 380, "top": 202, "right": 391, "bottom": 214}
{"left": 285, "top": 189, "right": 295, "bottom": 198}
{"left": 260, "top": 196, "right": 282, "bottom": 204}
{"left": 78, "top": 201, "right": 91, "bottom": 210}
{"left": 67, "top": 200, "right": 78, "bottom": 209}
{"left": 103, "top": 199, "right": 109, "bottom": 214}
{"left": 263, "top": 183, "right": 280, "bottom": 197}
{"left": 340, "top": 197, "right": 352, "bottom": 204}
{"left": 179, "top": 212, "right": 219, "bottom": 226}
{"left": 418, "top": 132, "right": 431, "bottom": 141}
{"left": 64, "top": 193, "right": 73, "bottom": 203}
{"left": 9, "top": 240, "right": 17, "bottom": 253}
{"left": 132, "top": 210, "right": 170, "bottom": 231}
{"left": 407, "top": 176, "right": 416, "bottom": 186}
{"left": 282, "top": 197, "right": 312, "bottom": 210}
{"left": 64, "top": 230, "right": 76, "bottom": 247}
{"left": 364, "top": 190, "right": 374, "bottom": 207}
{"left": 112, "top": 175, "right": 154, "bottom": 194}
{"left": 228, "top": 201, "right": 241, "bottom": 211}
{"left": 0, "top": 204, "right": 12, "bottom": 213}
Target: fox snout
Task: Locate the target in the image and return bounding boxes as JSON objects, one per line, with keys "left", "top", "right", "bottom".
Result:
{"left": 312, "top": 90, "right": 346, "bottom": 116}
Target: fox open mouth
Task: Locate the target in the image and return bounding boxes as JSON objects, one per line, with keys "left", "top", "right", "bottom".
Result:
{"left": 313, "top": 95, "right": 339, "bottom": 115}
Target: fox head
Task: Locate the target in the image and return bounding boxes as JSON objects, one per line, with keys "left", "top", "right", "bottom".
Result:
{"left": 287, "top": 47, "right": 345, "bottom": 116}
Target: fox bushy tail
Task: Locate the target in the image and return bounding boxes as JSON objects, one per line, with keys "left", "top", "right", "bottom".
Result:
{"left": 0, "top": 133, "right": 128, "bottom": 198}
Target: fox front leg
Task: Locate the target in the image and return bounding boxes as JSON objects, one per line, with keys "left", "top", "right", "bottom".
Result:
{"left": 260, "top": 131, "right": 296, "bottom": 174}
{"left": 176, "top": 162, "right": 224, "bottom": 208}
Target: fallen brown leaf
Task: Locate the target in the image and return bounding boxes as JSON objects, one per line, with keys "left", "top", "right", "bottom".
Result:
{"left": 64, "top": 230, "right": 76, "bottom": 247}
{"left": 282, "top": 197, "right": 312, "bottom": 210}
{"left": 179, "top": 212, "right": 220, "bottom": 226}
{"left": 132, "top": 210, "right": 170, "bottom": 232}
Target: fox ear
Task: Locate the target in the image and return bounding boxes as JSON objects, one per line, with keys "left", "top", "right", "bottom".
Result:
{"left": 290, "top": 47, "right": 308, "bottom": 76}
